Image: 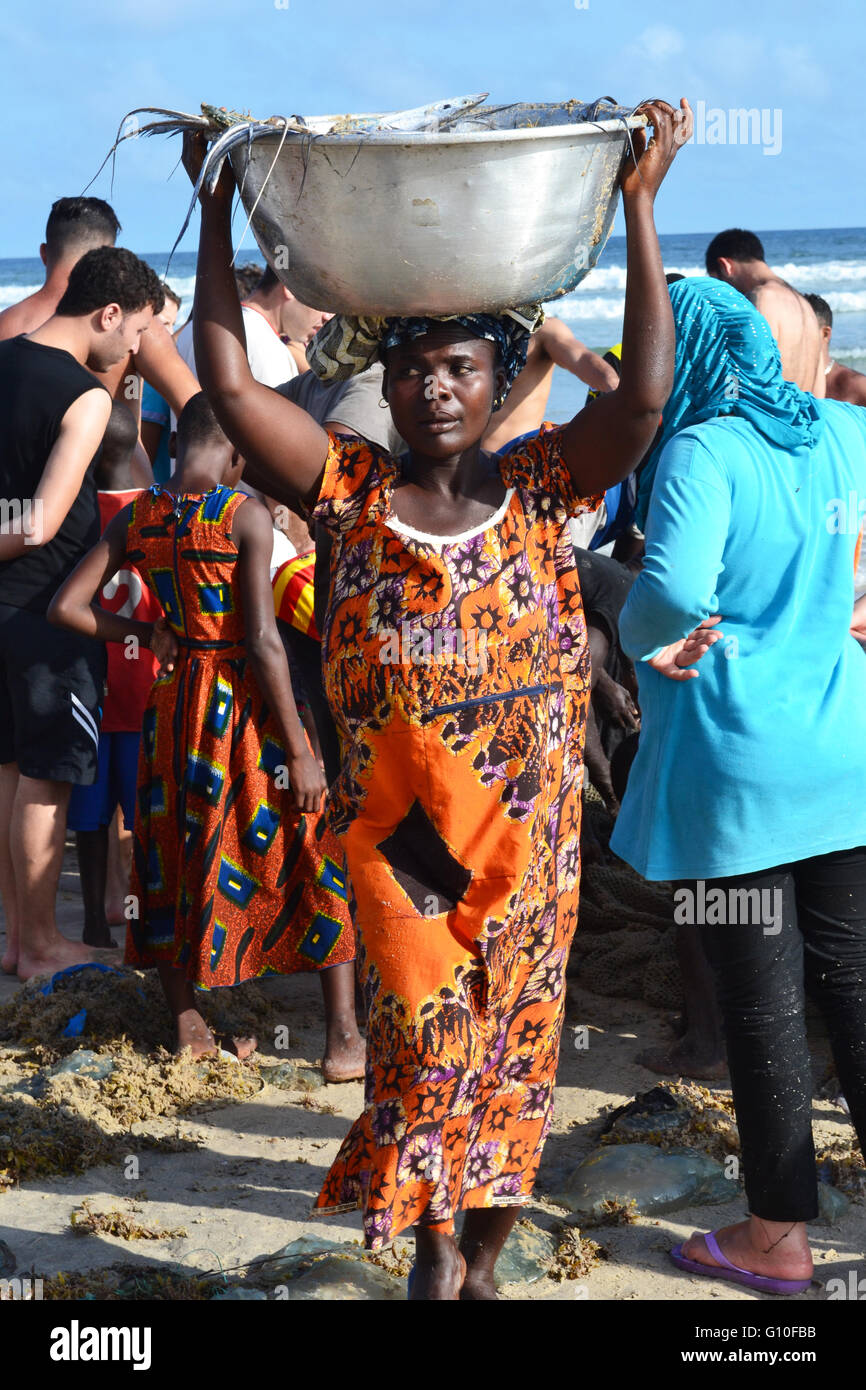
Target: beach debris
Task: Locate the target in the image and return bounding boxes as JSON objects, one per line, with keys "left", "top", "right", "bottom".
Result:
{"left": 49, "top": 1050, "right": 116, "bottom": 1083}
{"left": 0, "top": 1042, "right": 256, "bottom": 1191}
{"left": 39, "top": 962, "right": 130, "bottom": 1041}
{"left": 590, "top": 1199, "right": 640, "bottom": 1226}
{"left": 601, "top": 1084, "right": 689, "bottom": 1140}
{"left": 247, "top": 1235, "right": 402, "bottom": 1299}
{"left": 211, "top": 1286, "right": 269, "bottom": 1300}
{"left": 600, "top": 1081, "right": 740, "bottom": 1164}
{"left": 816, "top": 1144, "right": 866, "bottom": 1198}
{"left": 258, "top": 1060, "right": 324, "bottom": 1092}
{"left": 816, "top": 1183, "right": 850, "bottom": 1226}
{"left": 276, "top": 1255, "right": 404, "bottom": 1301}
{"left": 247, "top": 1235, "right": 354, "bottom": 1285}
{"left": 0, "top": 967, "right": 281, "bottom": 1059}
{"left": 550, "top": 1142, "right": 736, "bottom": 1221}
{"left": 44, "top": 1264, "right": 214, "bottom": 1301}
{"left": 0, "top": 1091, "right": 128, "bottom": 1191}
{"left": 69, "top": 1200, "right": 187, "bottom": 1241}
{"left": 496, "top": 1218, "right": 557, "bottom": 1284}
{"left": 548, "top": 1226, "right": 605, "bottom": 1282}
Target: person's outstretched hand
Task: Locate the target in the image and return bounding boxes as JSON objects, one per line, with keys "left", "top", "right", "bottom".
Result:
{"left": 648, "top": 614, "right": 724, "bottom": 682}
{"left": 181, "top": 130, "right": 235, "bottom": 206}
{"left": 620, "top": 98, "right": 693, "bottom": 204}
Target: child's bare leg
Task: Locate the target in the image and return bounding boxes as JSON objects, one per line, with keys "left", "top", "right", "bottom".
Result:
{"left": 638, "top": 923, "right": 727, "bottom": 1080}
{"left": 76, "top": 827, "right": 114, "bottom": 947}
{"left": 105, "top": 808, "right": 132, "bottom": 925}
{"left": 0, "top": 764, "right": 20, "bottom": 973}
{"left": 156, "top": 962, "right": 257, "bottom": 1059}
{"left": 320, "top": 961, "right": 365, "bottom": 1081}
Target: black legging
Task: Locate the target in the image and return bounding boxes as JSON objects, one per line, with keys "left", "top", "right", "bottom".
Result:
{"left": 691, "top": 846, "right": 866, "bottom": 1221}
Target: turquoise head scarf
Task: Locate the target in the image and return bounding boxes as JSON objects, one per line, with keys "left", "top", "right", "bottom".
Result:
{"left": 634, "top": 276, "right": 824, "bottom": 531}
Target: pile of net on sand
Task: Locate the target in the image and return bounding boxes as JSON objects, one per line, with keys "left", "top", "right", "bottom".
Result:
{"left": 572, "top": 796, "right": 680, "bottom": 1009}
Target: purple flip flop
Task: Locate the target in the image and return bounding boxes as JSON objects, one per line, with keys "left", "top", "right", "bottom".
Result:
{"left": 670, "top": 1231, "right": 811, "bottom": 1296}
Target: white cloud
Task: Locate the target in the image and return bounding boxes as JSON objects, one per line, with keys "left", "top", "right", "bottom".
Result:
{"left": 775, "top": 43, "right": 830, "bottom": 99}
{"left": 638, "top": 25, "right": 685, "bottom": 63}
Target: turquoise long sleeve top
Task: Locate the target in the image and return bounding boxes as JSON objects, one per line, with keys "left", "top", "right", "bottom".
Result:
{"left": 610, "top": 400, "right": 866, "bottom": 881}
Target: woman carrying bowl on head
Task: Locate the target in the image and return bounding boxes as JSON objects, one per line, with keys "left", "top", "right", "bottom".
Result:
{"left": 183, "top": 97, "right": 691, "bottom": 1300}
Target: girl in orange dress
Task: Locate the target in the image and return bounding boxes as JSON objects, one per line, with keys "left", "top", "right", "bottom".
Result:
{"left": 182, "top": 98, "right": 691, "bottom": 1297}
{"left": 50, "top": 394, "right": 359, "bottom": 1067}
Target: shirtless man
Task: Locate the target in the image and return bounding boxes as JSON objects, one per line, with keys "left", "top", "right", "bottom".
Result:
{"left": 482, "top": 316, "right": 619, "bottom": 452}
{"left": 806, "top": 293, "right": 866, "bottom": 406}
{"left": 0, "top": 196, "right": 198, "bottom": 420}
{"left": 706, "top": 228, "right": 824, "bottom": 397}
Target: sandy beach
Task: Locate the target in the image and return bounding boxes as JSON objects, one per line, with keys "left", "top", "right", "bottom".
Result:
{"left": 1, "top": 835, "right": 863, "bottom": 1305}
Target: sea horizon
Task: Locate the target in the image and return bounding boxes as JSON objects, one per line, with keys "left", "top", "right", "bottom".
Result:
{"left": 3, "top": 224, "right": 864, "bottom": 422}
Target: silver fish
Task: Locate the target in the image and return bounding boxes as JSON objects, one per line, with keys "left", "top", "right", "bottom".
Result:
{"left": 304, "top": 93, "right": 490, "bottom": 136}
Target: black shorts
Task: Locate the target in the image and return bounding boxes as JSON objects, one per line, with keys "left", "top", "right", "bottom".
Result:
{"left": 0, "top": 601, "right": 105, "bottom": 784}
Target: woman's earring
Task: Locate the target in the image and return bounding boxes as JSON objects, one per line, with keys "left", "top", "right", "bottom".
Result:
{"left": 378, "top": 398, "right": 389, "bottom": 409}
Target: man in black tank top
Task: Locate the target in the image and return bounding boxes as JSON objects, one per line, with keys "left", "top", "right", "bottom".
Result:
{"left": 0, "top": 247, "right": 164, "bottom": 981}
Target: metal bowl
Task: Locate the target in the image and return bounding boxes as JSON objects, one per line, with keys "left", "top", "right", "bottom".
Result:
{"left": 226, "top": 106, "right": 643, "bottom": 315}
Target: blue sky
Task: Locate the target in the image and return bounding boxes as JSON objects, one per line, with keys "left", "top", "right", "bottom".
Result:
{"left": 2, "top": 0, "right": 860, "bottom": 257}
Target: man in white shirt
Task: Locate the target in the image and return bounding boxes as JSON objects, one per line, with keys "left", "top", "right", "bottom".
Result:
{"left": 173, "top": 266, "right": 330, "bottom": 418}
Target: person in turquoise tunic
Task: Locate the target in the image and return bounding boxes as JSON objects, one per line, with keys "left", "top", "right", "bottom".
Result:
{"left": 612, "top": 275, "right": 866, "bottom": 1295}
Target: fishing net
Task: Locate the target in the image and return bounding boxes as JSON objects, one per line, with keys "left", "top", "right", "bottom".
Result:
{"left": 572, "top": 794, "right": 681, "bottom": 1009}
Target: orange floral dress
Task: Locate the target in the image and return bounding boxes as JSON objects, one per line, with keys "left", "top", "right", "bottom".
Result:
{"left": 123, "top": 485, "right": 354, "bottom": 987}
{"left": 311, "top": 427, "right": 599, "bottom": 1247}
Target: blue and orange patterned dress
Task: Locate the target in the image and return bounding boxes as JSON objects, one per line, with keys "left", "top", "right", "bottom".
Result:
{"left": 122, "top": 484, "right": 354, "bottom": 986}
{"left": 311, "top": 427, "right": 599, "bottom": 1247}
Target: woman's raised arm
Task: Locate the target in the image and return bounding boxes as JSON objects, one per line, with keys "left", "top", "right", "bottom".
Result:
{"left": 560, "top": 99, "right": 692, "bottom": 498}
{"left": 184, "top": 133, "right": 330, "bottom": 507}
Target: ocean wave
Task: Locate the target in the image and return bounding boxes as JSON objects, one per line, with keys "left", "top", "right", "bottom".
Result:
{"left": 578, "top": 258, "right": 866, "bottom": 299}
{"left": 824, "top": 290, "right": 866, "bottom": 313}
{"left": 0, "top": 274, "right": 197, "bottom": 312}
{"left": 553, "top": 295, "right": 626, "bottom": 323}
{"left": 772, "top": 260, "right": 866, "bottom": 285}
{"left": 0, "top": 283, "right": 40, "bottom": 307}
{"left": 559, "top": 285, "right": 866, "bottom": 320}
{"left": 581, "top": 263, "right": 704, "bottom": 290}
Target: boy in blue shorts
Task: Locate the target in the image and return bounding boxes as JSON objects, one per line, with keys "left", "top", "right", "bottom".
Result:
{"left": 67, "top": 402, "right": 159, "bottom": 945}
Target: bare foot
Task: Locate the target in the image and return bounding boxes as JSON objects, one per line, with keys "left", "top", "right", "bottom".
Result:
{"left": 175, "top": 1008, "right": 219, "bottom": 1058}
{"left": 217, "top": 1034, "right": 258, "bottom": 1062}
{"left": 460, "top": 1268, "right": 499, "bottom": 1300}
{"left": 409, "top": 1248, "right": 466, "bottom": 1301}
{"left": 637, "top": 1040, "right": 728, "bottom": 1081}
{"left": 682, "top": 1218, "right": 813, "bottom": 1283}
{"left": 322, "top": 1028, "right": 366, "bottom": 1083}
{"left": 16, "top": 936, "right": 118, "bottom": 982}
{"left": 175, "top": 1008, "right": 258, "bottom": 1061}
